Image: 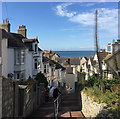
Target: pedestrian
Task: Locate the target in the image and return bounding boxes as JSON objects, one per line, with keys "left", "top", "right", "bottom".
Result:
{"left": 53, "top": 87, "right": 61, "bottom": 100}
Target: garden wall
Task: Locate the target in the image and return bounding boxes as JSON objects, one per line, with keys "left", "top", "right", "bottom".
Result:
{"left": 81, "top": 92, "right": 115, "bottom": 118}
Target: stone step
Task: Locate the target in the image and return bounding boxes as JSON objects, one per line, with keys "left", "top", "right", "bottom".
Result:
{"left": 59, "top": 111, "right": 84, "bottom": 118}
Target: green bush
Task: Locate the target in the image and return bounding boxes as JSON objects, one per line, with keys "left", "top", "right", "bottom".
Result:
{"left": 35, "top": 72, "right": 48, "bottom": 87}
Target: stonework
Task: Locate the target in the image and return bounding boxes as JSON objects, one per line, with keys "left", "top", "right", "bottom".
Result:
{"left": 81, "top": 92, "right": 117, "bottom": 118}
{"left": 2, "top": 77, "right": 14, "bottom": 117}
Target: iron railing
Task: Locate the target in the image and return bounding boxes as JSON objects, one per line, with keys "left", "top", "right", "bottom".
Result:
{"left": 54, "top": 94, "right": 62, "bottom": 119}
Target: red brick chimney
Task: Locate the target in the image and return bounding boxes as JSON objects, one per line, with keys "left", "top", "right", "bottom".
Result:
{"left": 18, "top": 25, "right": 27, "bottom": 37}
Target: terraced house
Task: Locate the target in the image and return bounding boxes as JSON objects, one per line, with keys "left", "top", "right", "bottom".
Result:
{"left": 42, "top": 56, "right": 66, "bottom": 87}
{"left": 0, "top": 19, "right": 43, "bottom": 80}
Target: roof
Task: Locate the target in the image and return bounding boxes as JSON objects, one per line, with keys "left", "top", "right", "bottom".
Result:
{"left": 89, "top": 57, "right": 96, "bottom": 66}
{"left": 38, "top": 47, "right": 42, "bottom": 51}
{"left": 104, "top": 54, "right": 112, "bottom": 61}
{"left": 22, "top": 38, "right": 39, "bottom": 43}
{"left": 66, "top": 67, "right": 73, "bottom": 74}
{"left": 43, "top": 56, "right": 65, "bottom": 70}
{"left": 1, "top": 29, "right": 26, "bottom": 48}
{"left": 98, "top": 52, "right": 108, "bottom": 61}
{"left": 104, "top": 49, "right": 120, "bottom": 61}
{"left": 55, "top": 57, "right": 69, "bottom": 64}
{"left": 70, "top": 58, "right": 80, "bottom": 65}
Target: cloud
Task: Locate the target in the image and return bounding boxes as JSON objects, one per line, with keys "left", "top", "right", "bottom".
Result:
{"left": 55, "top": 3, "right": 76, "bottom": 18}
{"left": 55, "top": 4, "right": 118, "bottom": 34}
{"left": 80, "top": 3, "right": 95, "bottom": 7}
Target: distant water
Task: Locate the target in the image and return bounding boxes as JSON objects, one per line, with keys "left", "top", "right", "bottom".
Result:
{"left": 55, "top": 51, "right": 95, "bottom": 58}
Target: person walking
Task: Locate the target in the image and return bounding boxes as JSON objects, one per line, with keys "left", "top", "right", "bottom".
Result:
{"left": 53, "top": 87, "right": 61, "bottom": 100}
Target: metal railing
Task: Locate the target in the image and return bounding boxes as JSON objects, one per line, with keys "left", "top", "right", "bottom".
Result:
{"left": 54, "top": 94, "right": 62, "bottom": 119}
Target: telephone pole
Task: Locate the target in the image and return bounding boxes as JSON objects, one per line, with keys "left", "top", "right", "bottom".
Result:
{"left": 95, "top": 10, "right": 103, "bottom": 93}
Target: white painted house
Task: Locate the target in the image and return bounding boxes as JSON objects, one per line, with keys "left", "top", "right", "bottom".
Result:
{"left": 0, "top": 20, "right": 43, "bottom": 80}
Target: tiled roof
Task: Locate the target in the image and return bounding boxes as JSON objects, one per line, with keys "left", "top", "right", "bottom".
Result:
{"left": 22, "top": 38, "right": 39, "bottom": 43}
{"left": 1, "top": 29, "right": 26, "bottom": 48}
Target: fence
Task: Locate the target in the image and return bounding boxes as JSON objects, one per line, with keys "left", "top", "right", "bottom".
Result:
{"left": 2, "top": 77, "right": 46, "bottom": 118}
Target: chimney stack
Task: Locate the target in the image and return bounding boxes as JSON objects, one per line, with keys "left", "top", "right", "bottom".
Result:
{"left": 0, "top": 19, "right": 10, "bottom": 32}
{"left": 18, "top": 25, "right": 27, "bottom": 37}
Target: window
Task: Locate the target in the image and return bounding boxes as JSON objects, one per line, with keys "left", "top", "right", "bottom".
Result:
{"left": 38, "top": 58, "right": 41, "bottom": 69}
{"left": 47, "top": 65, "right": 49, "bottom": 73}
{"left": 107, "top": 46, "right": 111, "bottom": 52}
{"left": 44, "top": 65, "right": 47, "bottom": 73}
{"left": 51, "top": 68, "right": 54, "bottom": 76}
{"left": 34, "top": 59, "right": 38, "bottom": 69}
{"left": 35, "top": 44, "right": 37, "bottom": 52}
{"left": 21, "top": 72, "right": 24, "bottom": 80}
{"left": 58, "top": 70, "right": 60, "bottom": 77}
{"left": 15, "top": 51, "right": 20, "bottom": 64}
{"left": 21, "top": 51, "right": 25, "bottom": 64}
{"left": 16, "top": 73, "right": 20, "bottom": 79}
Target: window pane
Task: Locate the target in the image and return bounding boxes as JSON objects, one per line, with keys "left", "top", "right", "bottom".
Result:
{"left": 16, "top": 51, "right": 19, "bottom": 64}
{"left": 34, "top": 63, "right": 37, "bottom": 69}
{"left": 21, "top": 51, "right": 25, "bottom": 64}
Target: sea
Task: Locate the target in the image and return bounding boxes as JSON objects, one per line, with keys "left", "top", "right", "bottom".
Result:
{"left": 55, "top": 51, "right": 95, "bottom": 58}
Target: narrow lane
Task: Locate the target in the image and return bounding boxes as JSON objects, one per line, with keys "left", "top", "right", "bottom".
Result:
{"left": 59, "top": 92, "right": 85, "bottom": 118}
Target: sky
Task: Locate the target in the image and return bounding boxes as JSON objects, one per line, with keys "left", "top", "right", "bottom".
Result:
{"left": 1, "top": 2, "right": 119, "bottom": 51}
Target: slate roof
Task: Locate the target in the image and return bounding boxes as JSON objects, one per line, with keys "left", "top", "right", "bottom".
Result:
{"left": 0, "top": 29, "right": 26, "bottom": 48}
{"left": 104, "top": 49, "right": 120, "bottom": 61}
{"left": 43, "top": 56, "right": 65, "bottom": 71}
{"left": 55, "top": 57, "right": 70, "bottom": 64}
{"left": 98, "top": 52, "right": 108, "bottom": 62}
{"left": 38, "top": 47, "right": 43, "bottom": 51}
{"left": 70, "top": 58, "right": 80, "bottom": 65}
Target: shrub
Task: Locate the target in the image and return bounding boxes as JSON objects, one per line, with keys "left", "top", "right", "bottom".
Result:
{"left": 35, "top": 72, "right": 48, "bottom": 87}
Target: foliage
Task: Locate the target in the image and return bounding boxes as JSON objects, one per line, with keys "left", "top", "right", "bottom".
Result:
{"left": 35, "top": 72, "right": 48, "bottom": 87}
{"left": 79, "top": 74, "right": 120, "bottom": 116}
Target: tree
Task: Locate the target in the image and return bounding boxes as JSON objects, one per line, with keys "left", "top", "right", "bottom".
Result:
{"left": 35, "top": 72, "right": 48, "bottom": 87}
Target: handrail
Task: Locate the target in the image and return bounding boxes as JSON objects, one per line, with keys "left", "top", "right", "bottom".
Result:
{"left": 54, "top": 94, "right": 62, "bottom": 119}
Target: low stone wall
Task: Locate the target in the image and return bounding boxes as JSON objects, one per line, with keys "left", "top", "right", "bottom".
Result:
{"left": 2, "top": 77, "right": 14, "bottom": 117}
{"left": 81, "top": 92, "right": 115, "bottom": 118}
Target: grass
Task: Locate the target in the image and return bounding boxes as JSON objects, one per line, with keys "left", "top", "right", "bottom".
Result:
{"left": 82, "top": 85, "right": 120, "bottom": 117}
{"left": 78, "top": 75, "right": 120, "bottom": 117}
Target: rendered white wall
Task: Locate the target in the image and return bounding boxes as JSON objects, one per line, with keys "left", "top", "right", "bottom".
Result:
{"left": 2, "top": 38, "right": 8, "bottom": 77}
{"left": 7, "top": 48, "right": 14, "bottom": 75}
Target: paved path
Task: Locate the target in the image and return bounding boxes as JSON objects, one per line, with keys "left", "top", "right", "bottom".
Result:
{"left": 59, "top": 92, "right": 85, "bottom": 118}
{"left": 29, "top": 92, "right": 85, "bottom": 118}
{"left": 29, "top": 98, "right": 55, "bottom": 118}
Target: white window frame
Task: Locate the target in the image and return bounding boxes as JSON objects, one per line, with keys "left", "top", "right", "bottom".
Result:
{"left": 15, "top": 50, "right": 20, "bottom": 65}
{"left": 21, "top": 51, "right": 25, "bottom": 64}
{"left": 44, "top": 64, "right": 47, "bottom": 73}
{"left": 34, "top": 59, "right": 38, "bottom": 70}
